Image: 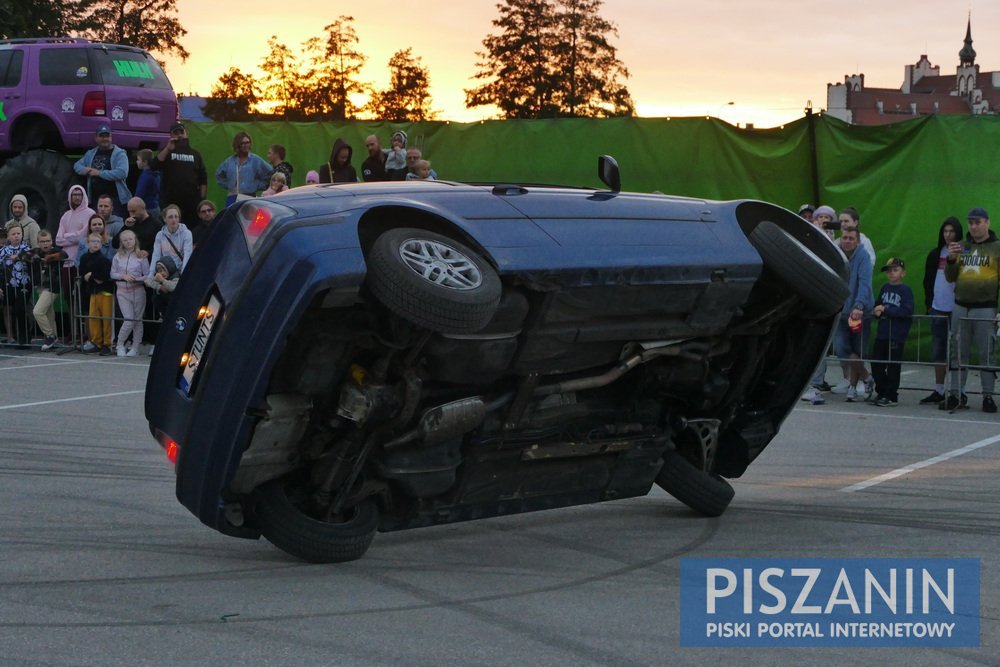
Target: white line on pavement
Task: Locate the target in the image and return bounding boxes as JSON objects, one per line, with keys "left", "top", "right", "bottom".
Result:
{"left": 0, "top": 390, "right": 145, "bottom": 411}
{"left": 840, "top": 433, "right": 1000, "bottom": 492}
{"left": 798, "top": 407, "right": 999, "bottom": 426}
{"left": 0, "top": 359, "right": 148, "bottom": 371}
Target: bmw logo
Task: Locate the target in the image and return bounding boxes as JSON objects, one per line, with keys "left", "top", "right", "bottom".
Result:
{"left": 175, "top": 317, "right": 188, "bottom": 332}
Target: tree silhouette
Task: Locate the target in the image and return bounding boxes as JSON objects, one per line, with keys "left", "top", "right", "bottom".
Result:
{"left": 367, "top": 49, "right": 437, "bottom": 121}
{"left": 259, "top": 36, "right": 302, "bottom": 118}
{"left": 202, "top": 67, "right": 259, "bottom": 121}
{"left": 466, "top": 0, "right": 632, "bottom": 118}
{"left": 313, "top": 16, "right": 367, "bottom": 120}
{"left": 85, "top": 0, "right": 189, "bottom": 62}
{"left": 0, "top": 0, "right": 92, "bottom": 38}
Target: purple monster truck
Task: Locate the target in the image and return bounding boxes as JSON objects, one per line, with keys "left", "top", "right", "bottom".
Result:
{"left": 0, "top": 38, "right": 177, "bottom": 229}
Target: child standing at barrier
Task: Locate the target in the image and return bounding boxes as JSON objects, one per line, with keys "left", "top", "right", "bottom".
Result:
{"left": 78, "top": 233, "right": 114, "bottom": 355}
{"left": 870, "top": 258, "right": 914, "bottom": 407}
{"left": 110, "top": 230, "right": 149, "bottom": 357}
{"left": 27, "top": 230, "right": 67, "bottom": 351}
{"left": 0, "top": 225, "right": 32, "bottom": 347}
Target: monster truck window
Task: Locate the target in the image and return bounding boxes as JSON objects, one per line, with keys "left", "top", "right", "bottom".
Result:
{"left": 39, "top": 48, "right": 94, "bottom": 85}
{"left": 93, "top": 50, "right": 173, "bottom": 90}
{"left": 0, "top": 49, "right": 23, "bottom": 87}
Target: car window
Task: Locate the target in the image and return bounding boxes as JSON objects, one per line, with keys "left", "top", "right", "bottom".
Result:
{"left": 39, "top": 47, "right": 93, "bottom": 85}
{"left": 0, "top": 49, "right": 24, "bottom": 87}
{"left": 93, "top": 49, "right": 173, "bottom": 90}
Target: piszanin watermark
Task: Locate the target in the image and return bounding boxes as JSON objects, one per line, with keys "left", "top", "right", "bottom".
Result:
{"left": 680, "top": 558, "right": 979, "bottom": 647}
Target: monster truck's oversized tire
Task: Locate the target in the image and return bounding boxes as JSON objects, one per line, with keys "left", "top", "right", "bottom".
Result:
{"left": 0, "top": 150, "right": 76, "bottom": 232}
{"left": 655, "top": 448, "right": 735, "bottom": 517}
{"left": 367, "top": 227, "right": 501, "bottom": 333}
{"left": 749, "top": 221, "right": 849, "bottom": 316}
{"left": 255, "top": 476, "right": 379, "bottom": 563}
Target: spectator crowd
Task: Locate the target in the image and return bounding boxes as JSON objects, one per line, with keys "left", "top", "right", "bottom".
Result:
{"left": 797, "top": 203, "right": 1000, "bottom": 413}
{"left": 1, "top": 125, "right": 440, "bottom": 356}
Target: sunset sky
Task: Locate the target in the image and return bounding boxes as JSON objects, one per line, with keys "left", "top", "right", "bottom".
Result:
{"left": 163, "top": 1, "right": 1000, "bottom": 128}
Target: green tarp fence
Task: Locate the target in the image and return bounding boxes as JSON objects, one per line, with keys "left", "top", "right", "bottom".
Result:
{"left": 188, "top": 113, "right": 1000, "bottom": 357}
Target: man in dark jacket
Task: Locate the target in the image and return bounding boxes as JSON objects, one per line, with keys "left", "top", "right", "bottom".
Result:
{"left": 115, "top": 197, "right": 161, "bottom": 256}
{"left": 149, "top": 122, "right": 207, "bottom": 225}
{"left": 361, "top": 135, "right": 387, "bottom": 182}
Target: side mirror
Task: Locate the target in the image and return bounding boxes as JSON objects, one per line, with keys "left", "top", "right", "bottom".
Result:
{"left": 598, "top": 155, "right": 621, "bottom": 192}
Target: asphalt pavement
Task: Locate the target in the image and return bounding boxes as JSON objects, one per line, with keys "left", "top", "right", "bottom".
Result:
{"left": 0, "top": 349, "right": 997, "bottom": 666}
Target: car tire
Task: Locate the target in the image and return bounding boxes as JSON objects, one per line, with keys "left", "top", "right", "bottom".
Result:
{"left": 749, "top": 221, "right": 849, "bottom": 316}
{"left": 655, "top": 448, "right": 735, "bottom": 517}
{"left": 0, "top": 149, "right": 76, "bottom": 232}
{"left": 367, "top": 228, "right": 502, "bottom": 333}
{"left": 255, "top": 477, "right": 379, "bottom": 563}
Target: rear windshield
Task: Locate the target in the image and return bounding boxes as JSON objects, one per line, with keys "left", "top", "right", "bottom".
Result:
{"left": 93, "top": 48, "right": 173, "bottom": 90}
{"left": 37, "top": 46, "right": 172, "bottom": 89}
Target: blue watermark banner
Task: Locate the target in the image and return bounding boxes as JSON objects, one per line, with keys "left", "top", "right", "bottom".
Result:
{"left": 680, "top": 558, "right": 979, "bottom": 647}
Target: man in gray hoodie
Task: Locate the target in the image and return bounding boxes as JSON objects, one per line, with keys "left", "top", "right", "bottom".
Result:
{"left": 4, "top": 194, "right": 40, "bottom": 248}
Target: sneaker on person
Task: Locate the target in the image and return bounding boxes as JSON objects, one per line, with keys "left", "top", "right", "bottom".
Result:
{"left": 919, "top": 391, "right": 945, "bottom": 404}
{"left": 865, "top": 393, "right": 881, "bottom": 405}
{"left": 82, "top": 340, "right": 98, "bottom": 353}
{"left": 984, "top": 395, "right": 997, "bottom": 413}
{"left": 817, "top": 381, "right": 832, "bottom": 392}
{"left": 830, "top": 380, "right": 850, "bottom": 394}
{"left": 116, "top": 346, "right": 127, "bottom": 357}
{"left": 99, "top": 345, "right": 112, "bottom": 356}
{"left": 801, "top": 387, "right": 825, "bottom": 404}
{"left": 939, "top": 394, "right": 968, "bottom": 411}
{"left": 875, "top": 397, "right": 898, "bottom": 407}
{"left": 862, "top": 376, "right": 875, "bottom": 398}
{"left": 846, "top": 386, "right": 858, "bottom": 402}
{"left": 125, "top": 346, "right": 139, "bottom": 357}
{"left": 40, "top": 336, "right": 57, "bottom": 351}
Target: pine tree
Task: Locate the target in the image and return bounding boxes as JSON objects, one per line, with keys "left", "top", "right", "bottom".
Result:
{"left": 313, "top": 16, "right": 368, "bottom": 120}
{"left": 367, "top": 49, "right": 437, "bottom": 121}
{"left": 466, "top": 0, "right": 632, "bottom": 118}
{"left": 259, "top": 36, "right": 301, "bottom": 118}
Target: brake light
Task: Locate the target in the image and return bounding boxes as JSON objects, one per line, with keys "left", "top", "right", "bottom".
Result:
{"left": 82, "top": 91, "right": 106, "bottom": 116}
{"left": 236, "top": 201, "right": 294, "bottom": 256}
{"left": 164, "top": 438, "right": 180, "bottom": 464}
{"left": 248, "top": 208, "right": 271, "bottom": 236}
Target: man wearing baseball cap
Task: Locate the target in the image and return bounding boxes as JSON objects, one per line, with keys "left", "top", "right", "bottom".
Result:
{"left": 943, "top": 207, "right": 1000, "bottom": 412}
{"left": 797, "top": 204, "right": 814, "bottom": 222}
{"left": 149, "top": 121, "right": 207, "bottom": 226}
{"left": 73, "top": 125, "right": 131, "bottom": 218}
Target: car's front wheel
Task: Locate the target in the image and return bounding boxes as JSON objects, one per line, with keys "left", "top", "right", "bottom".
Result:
{"left": 255, "top": 477, "right": 379, "bottom": 563}
{"left": 749, "top": 221, "right": 849, "bottom": 316}
{"left": 655, "top": 448, "right": 735, "bottom": 517}
{"left": 367, "top": 227, "right": 502, "bottom": 333}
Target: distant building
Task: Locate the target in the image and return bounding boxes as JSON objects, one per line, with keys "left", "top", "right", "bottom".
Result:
{"left": 178, "top": 94, "right": 210, "bottom": 122}
{"left": 826, "top": 18, "right": 999, "bottom": 125}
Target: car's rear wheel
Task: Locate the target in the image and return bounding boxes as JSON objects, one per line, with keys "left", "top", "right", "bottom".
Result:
{"left": 655, "top": 448, "right": 735, "bottom": 517}
{"left": 255, "top": 477, "right": 379, "bottom": 563}
{"left": 0, "top": 149, "right": 76, "bottom": 232}
{"left": 749, "top": 221, "right": 849, "bottom": 316}
{"left": 367, "top": 227, "right": 502, "bottom": 333}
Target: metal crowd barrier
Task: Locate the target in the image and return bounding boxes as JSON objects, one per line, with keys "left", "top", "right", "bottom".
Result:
{"left": 0, "top": 257, "right": 164, "bottom": 355}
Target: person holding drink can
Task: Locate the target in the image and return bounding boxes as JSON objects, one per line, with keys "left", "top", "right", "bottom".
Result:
{"left": 834, "top": 227, "right": 875, "bottom": 402}
{"left": 943, "top": 207, "right": 1000, "bottom": 412}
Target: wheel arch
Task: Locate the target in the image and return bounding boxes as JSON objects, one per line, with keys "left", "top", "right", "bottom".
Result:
{"left": 734, "top": 200, "right": 848, "bottom": 281}
{"left": 9, "top": 112, "right": 65, "bottom": 152}
{"left": 356, "top": 204, "right": 498, "bottom": 271}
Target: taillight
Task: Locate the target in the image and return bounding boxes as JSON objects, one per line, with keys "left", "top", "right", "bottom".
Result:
{"left": 165, "top": 439, "right": 180, "bottom": 464}
{"left": 82, "top": 91, "right": 106, "bottom": 116}
{"left": 236, "top": 201, "right": 294, "bottom": 256}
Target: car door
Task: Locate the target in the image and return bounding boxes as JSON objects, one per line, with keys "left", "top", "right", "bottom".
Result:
{"left": 0, "top": 47, "right": 26, "bottom": 151}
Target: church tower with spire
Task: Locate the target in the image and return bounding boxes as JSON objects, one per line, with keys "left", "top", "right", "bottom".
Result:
{"left": 954, "top": 15, "right": 985, "bottom": 112}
